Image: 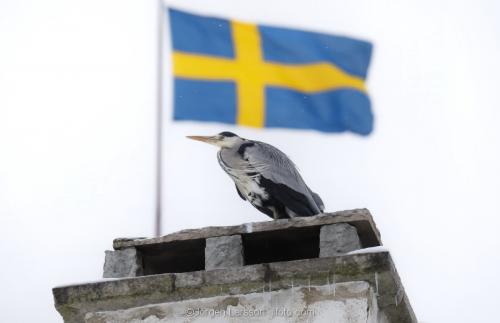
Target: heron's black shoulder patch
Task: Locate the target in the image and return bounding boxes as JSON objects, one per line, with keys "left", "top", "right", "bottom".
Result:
{"left": 219, "top": 131, "right": 237, "bottom": 137}
{"left": 237, "top": 142, "right": 255, "bottom": 157}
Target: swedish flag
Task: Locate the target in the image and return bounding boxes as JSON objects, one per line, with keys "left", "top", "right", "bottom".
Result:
{"left": 169, "top": 8, "right": 374, "bottom": 135}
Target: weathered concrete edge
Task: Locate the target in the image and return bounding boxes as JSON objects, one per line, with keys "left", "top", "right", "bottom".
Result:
{"left": 53, "top": 251, "right": 415, "bottom": 323}
{"left": 113, "top": 208, "right": 381, "bottom": 249}
{"left": 86, "top": 281, "right": 376, "bottom": 322}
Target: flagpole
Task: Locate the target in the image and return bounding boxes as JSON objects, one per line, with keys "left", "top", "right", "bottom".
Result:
{"left": 154, "top": 0, "right": 164, "bottom": 237}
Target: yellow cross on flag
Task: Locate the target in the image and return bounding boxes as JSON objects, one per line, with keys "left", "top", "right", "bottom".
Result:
{"left": 169, "top": 8, "right": 373, "bottom": 135}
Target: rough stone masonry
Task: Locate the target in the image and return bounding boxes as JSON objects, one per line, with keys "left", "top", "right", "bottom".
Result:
{"left": 52, "top": 208, "right": 417, "bottom": 323}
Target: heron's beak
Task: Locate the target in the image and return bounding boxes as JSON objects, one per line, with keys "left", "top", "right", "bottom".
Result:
{"left": 186, "top": 135, "right": 218, "bottom": 145}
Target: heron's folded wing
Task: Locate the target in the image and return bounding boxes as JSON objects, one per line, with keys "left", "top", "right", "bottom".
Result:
{"left": 244, "top": 142, "right": 321, "bottom": 216}
{"left": 310, "top": 190, "right": 325, "bottom": 212}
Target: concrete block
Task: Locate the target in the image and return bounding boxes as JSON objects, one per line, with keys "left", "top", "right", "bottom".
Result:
{"left": 103, "top": 248, "right": 143, "bottom": 278}
{"left": 205, "top": 235, "right": 244, "bottom": 270}
{"left": 320, "top": 223, "right": 361, "bottom": 257}
{"left": 204, "top": 264, "right": 265, "bottom": 285}
{"left": 84, "top": 282, "right": 377, "bottom": 323}
{"left": 175, "top": 271, "right": 204, "bottom": 288}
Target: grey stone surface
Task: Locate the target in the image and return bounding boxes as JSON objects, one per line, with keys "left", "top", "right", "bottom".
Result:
{"left": 203, "top": 263, "right": 264, "bottom": 286}
{"left": 53, "top": 209, "right": 416, "bottom": 322}
{"left": 84, "top": 281, "right": 377, "bottom": 323}
{"left": 205, "top": 235, "right": 244, "bottom": 270}
{"left": 53, "top": 274, "right": 174, "bottom": 323}
{"left": 113, "top": 209, "right": 381, "bottom": 250}
{"left": 103, "top": 248, "right": 143, "bottom": 278}
{"left": 175, "top": 270, "right": 204, "bottom": 289}
{"left": 53, "top": 251, "right": 417, "bottom": 323}
{"left": 320, "top": 223, "right": 361, "bottom": 257}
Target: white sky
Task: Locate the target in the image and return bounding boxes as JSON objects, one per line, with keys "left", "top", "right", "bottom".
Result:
{"left": 1, "top": 0, "right": 499, "bottom": 322}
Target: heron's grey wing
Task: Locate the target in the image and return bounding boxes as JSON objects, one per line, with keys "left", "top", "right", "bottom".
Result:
{"left": 243, "top": 141, "right": 321, "bottom": 216}
{"left": 309, "top": 189, "right": 325, "bottom": 212}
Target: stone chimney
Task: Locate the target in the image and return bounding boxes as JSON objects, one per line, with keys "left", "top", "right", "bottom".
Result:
{"left": 52, "top": 209, "right": 417, "bottom": 322}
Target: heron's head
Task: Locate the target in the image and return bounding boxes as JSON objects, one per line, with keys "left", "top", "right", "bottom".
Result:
{"left": 187, "top": 131, "right": 243, "bottom": 148}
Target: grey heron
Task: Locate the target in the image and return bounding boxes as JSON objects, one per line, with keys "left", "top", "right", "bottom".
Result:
{"left": 187, "top": 131, "right": 324, "bottom": 219}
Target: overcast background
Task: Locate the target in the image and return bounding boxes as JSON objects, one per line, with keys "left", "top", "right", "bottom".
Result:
{"left": 1, "top": 0, "right": 500, "bottom": 322}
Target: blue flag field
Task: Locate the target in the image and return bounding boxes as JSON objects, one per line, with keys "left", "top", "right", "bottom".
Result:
{"left": 168, "top": 8, "right": 374, "bottom": 135}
